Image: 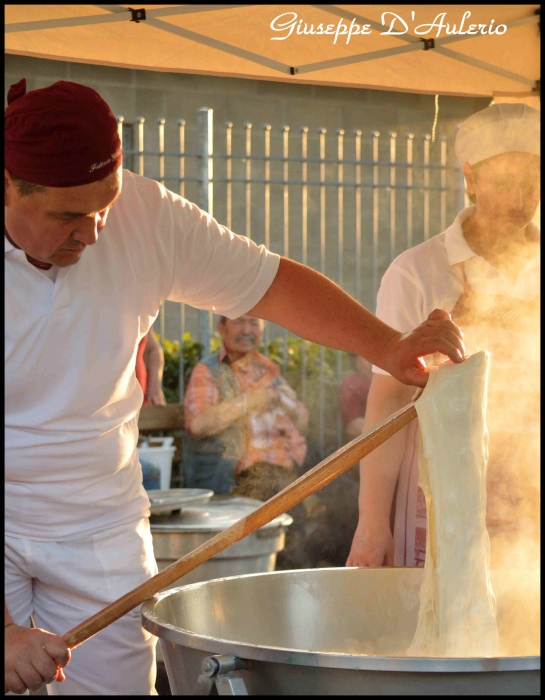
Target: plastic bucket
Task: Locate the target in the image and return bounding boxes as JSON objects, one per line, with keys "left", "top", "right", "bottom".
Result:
{"left": 138, "top": 437, "right": 176, "bottom": 490}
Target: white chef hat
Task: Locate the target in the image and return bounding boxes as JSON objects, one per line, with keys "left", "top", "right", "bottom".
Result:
{"left": 455, "top": 103, "right": 540, "bottom": 166}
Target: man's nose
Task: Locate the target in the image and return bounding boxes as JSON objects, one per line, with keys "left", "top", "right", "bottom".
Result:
{"left": 72, "top": 214, "right": 101, "bottom": 245}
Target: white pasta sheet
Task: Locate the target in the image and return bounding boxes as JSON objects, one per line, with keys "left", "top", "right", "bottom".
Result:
{"left": 408, "top": 351, "right": 500, "bottom": 657}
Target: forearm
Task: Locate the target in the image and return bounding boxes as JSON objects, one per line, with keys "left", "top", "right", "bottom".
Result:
{"left": 357, "top": 381, "right": 415, "bottom": 526}
{"left": 249, "top": 258, "right": 399, "bottom": 370}
{"left": 346, "top": 417, "right": 365, "bottom": 441}
{"left": 189, "top": 396, "right": 247, "bottom": 438}
{"left": 358, "top": 425, "right": 407, "bottom": 528}
{"left": 144, "top": 347, "right": 164, "bottom": 391}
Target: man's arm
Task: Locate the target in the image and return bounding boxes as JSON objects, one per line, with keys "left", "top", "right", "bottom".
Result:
{"left": 346, "top": 373, "right": 416, "bottom": 567}
{"left": 248, "top": 257, "right": 464, "bottom": 387}
{"left": 185, "top": 362, "right": 279, "bottom": 439}
{"left": 143, "top": 330, "right": 166, "bottom": 406}
{"left": 188, "top": 389, "right": 275, "bottom": 438}
{"left": 345, "top": 417, "right": 365, "bottom": 441}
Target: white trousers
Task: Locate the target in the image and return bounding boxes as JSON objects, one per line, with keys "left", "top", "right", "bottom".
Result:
{"left": 5, "top": 519, "right": 159, "bottom": 695}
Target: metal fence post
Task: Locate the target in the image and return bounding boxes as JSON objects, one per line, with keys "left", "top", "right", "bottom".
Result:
{"left": 336, "top": 129, "right": 345, "bottom": 447}
{"left": 262, "top": 123, "right": 272, "bottom": 356}
{"left": 440, "top": 135, "right": 447, "bottom": 232}
{"left": 371, "top": 130, "right": 380, "bottom": 312}
{"left": 318, "top": 127, "right": 327, "bottom": 457}
{"left": 422, "top": 133, "right": 431, "bottom": 240}
{"left": 177, "top": 118, "right": 187, "bottom": 402}
{"left": 353, "top": 129, "right": 362, "bottom": 305}
{"left": 244, "top": 122, "right": 252, "bottom": 240}
{"left": 116, "top": 115, "right": 124, "bottom": 145}
{"left": 136, "top": 117, "right": 145, "bottom": 176}
{"left": 454, "top": 124, "right": 468, "bottom": 212}
{"left": 281, "top": 125, "right": 290, "bottom": 374}
{"left": 301, "top": 126, "right": 309, "bottom": 405}
{"left": 388, "top": 131, "right": 397, "bottom": 264}
{"left": 197, "top": 107, "right": 214, "bottom": 358}
{"left": 157, "top": 118, "right": 167, "bottom": 349}
{"left": 406, "top": 133, "right": 414, "bottom": 249}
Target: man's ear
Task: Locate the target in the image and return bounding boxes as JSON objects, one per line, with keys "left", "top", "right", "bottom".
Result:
{"left": 5, "top": 169, "right": 14, "bottom": 202}
{"left": 462, "top": 161, "right": 476, "bottom": 197}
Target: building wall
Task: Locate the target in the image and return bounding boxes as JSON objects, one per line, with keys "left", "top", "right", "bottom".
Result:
{"left": 5, "top": 54, "right": 489, "bottom": 342}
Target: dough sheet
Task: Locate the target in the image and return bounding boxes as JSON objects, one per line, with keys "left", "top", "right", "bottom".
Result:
{"left": 408, "top": 351, "right": 500, "bottom": 657}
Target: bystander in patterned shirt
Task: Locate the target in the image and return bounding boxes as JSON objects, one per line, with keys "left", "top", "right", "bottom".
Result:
{"left": 184, "top": 346, "right": 308, "bottom": 473}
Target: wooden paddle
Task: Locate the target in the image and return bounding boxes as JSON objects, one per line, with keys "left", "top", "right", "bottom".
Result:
{"left": 59, "top": 401, "right": 416, "bottom": 650}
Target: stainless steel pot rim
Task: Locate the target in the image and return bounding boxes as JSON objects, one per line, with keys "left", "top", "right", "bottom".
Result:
{"left": 148, "top": 488, "right": 214, "bottom": 501}
{"left": 148, "top": 489, "right": 214, "bottom": 515}
{"left": 149, "top": 504, "right": 293, "bottom": 531}
{"left": 141, "top": 570, "right": 541, "bottom": 674}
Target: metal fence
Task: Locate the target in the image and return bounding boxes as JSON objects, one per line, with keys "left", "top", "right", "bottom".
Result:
{"left": 117, "top": 110, "right": 466, "bottom": 457}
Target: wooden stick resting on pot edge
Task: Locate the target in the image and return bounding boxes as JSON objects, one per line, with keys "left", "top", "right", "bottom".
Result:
{"left": 62, "top": 402, "right": 417, "bottom": 649}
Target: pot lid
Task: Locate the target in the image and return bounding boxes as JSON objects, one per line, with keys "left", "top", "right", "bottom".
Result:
{"left": 150, "top": 495, "right": 293, "bottom": 532}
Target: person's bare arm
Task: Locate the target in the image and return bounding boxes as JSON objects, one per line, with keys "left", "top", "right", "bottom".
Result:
{"left": 143, "top": 330, "right": 166, "bottom": 406}
{"left": 4, "top": 601, "right": 71, "bottom": 694}
{"left": 188, "top": 389, "right": 278, "bottom": 438}
{"left": 345, "top": 417, "right": 365, "bottom": 441}
{"left": 346, "top": 373, "right": 416, "bottom": 567}
{"left": 248, "top": 258, "right": 465, "bottom": 387}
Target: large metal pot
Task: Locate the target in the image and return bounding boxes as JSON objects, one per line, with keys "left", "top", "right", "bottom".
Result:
{"left": 150, "top": 496, "right": 293, "bottom": 588}
{"left": 142, "top": 567, "right": 540, "bottom": 695}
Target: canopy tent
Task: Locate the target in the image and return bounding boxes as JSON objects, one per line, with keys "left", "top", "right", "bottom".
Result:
{"left": 5, "top": 4, "right": 540, "bottom": 107}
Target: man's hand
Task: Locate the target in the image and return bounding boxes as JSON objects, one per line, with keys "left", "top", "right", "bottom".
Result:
{"left": 346, "top": 520, "right": 394, "bottom": 567}
{"left": 277, "top": 384, "right": 297, "bottom": 403}
{"left": 381, "top": 309, "right": 465, "bottom": 388}
{"left": 246, "top": 388, "right": 279, "bottom": 414}
{"left": 147, "top": 383, "right": 166, "bottom": 406}
{"left": 5, "top": 624, "right": 71, "bottom": 695}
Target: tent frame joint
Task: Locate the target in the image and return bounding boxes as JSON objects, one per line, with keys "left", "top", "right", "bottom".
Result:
{"left": 128, "top": 8, "right": 146, "bottom": 24}
{"left": 421, "top": 38, "right": 435, "bottom": 51}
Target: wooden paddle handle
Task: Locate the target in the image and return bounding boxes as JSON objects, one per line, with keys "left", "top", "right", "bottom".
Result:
{"left": 61, "top": 402, "right": 417, "bottom": 649}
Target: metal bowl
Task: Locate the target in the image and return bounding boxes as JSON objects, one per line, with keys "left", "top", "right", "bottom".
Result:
{"left": 142, "top": 567, "right": 540, "bottom": 695}
{"left": 148, "top": 488, "right": 213, "bottom": 516}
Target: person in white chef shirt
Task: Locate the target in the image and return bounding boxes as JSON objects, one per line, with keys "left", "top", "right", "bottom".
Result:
{"left": 347, "top": 103, "right": 540, "bottom": 572}
{"left": 4, "top": 79, "right": 465, "bottom": 696}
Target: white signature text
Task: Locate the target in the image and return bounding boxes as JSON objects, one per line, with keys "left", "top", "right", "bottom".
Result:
{"left": 270, "top": 11, "right": 507, "bottom": 45}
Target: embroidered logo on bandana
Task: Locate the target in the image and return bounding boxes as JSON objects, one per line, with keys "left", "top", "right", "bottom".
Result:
{"left": 89, "top": 153, "right": 118, "bottom": 173}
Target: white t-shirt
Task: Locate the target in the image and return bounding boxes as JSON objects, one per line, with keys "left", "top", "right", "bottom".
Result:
{"left": 374, "top": 207, "right": 540, "bottom": 566}
{"left": 5, "top": 170, "right": 280, "bottom": 541}
{"left": 373, "top": 206, "right": 540, "bottom": 386}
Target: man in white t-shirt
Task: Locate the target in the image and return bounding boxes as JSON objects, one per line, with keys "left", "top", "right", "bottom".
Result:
{"left": 347, "top": 104, "right": 540, "bottom": 571}
{"left": 4, "top": 79, "right": 465, "bottom": 695}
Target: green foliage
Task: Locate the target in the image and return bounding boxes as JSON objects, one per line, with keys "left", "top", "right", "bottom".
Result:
{"left": 160, "top": 332, "right": 347, "bottom": 456}
{"left": 161, "top": 333, "right": 219, "bottom": 404}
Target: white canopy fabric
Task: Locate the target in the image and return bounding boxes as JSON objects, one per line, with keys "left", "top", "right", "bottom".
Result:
{"left": 5, "top": 4, "right": 540, "bottom": 106}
